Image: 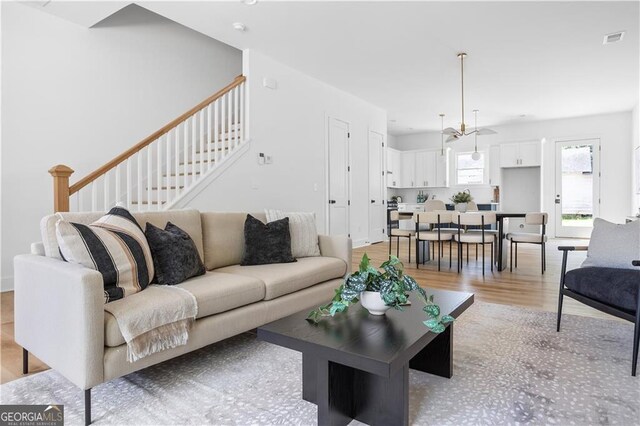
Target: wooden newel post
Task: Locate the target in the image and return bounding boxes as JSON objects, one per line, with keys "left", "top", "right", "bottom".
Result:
{"left": 48, "top": 165, "right": 74, "bottom": 213}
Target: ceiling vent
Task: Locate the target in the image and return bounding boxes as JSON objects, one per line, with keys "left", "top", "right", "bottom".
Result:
{"left": 603, "top": 31, "right": 625, "bottom": 45}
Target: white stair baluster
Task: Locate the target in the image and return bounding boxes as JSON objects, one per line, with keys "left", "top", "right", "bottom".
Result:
{"left": 126, "top": 158, "right": 132, "bottom": 209}
{"left": 234, "top": 86, "right": 239, "bottom": 149}
{"left": 221, "top": 95, "right": 226, "bottom": 158}
{"left": 115, "top": 164, "right": 121, "bottom": 206}
{"left": 175, "top": 125, "right": 180, "bottom": 195}
{"left": 137, "top": 151, "right": 143, "bottom": 212}
{"left": 78, "top": 187, "right": 84, "bottom": 212}
{"left": 103, "top": 170, "right": 110, "bottom": 210}
{"left": 214, "top": 100, "right": 220, "bottom": 163}
{"left": 183, "top": 118, "right": 189, "bottom": 188}
{"left": 91, "top": 181, "right": 97, "bottom": 211}
{"left": 227, "top": 91, "right": 233, "bottom": 153}
{"left": 147, "top": 145, "right": 152, "bottom": 210}
{"left": 199, "top": 110, "right": 205, "bottom": 175}
{"left": 207, "top": 104, "right": 212, "bottom": 168}
{"left": 191, "top": 115, "right": 197, "bottom": 185}
{"left": 166, "top": 130, "right": 172, "bottom": 205}
{"left": 157, "top": 136, "right": 163, "bottom": 211}
{"left": 240, "top": 82, "right": 245, "bottom": 145}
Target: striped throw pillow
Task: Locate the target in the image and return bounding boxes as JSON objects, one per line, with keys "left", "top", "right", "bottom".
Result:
{"left": 56, "top": 207, "right": 154, "bottom": 303}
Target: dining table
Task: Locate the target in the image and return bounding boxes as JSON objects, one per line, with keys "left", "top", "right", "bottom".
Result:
{"left": 394, "top": 210, "right": 528, "bottom": 271}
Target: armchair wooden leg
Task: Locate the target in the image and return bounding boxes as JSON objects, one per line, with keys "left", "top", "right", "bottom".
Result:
{"left": 515, "top": 242, "right": 518, "bottom": 268}
{"left": 490, "top": 242, "right": 494, "bottom": 272}
{"left": 22, "top": 348, "right": 28, "bottom": 375}
{"left": 482, "top": 243, "right": 485, "bottom": 276}
{"left": 449, "top": 241, "right": 452, "bottom": 269}
{"left": 408, "top": 236, "right": 411, "bottom": 263}
{"left": 541, "top": 243, "right": 545, "bottom": 274}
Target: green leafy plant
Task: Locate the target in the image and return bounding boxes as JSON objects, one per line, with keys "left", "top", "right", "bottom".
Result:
{"left": 307, "top": 254, "right": 454, "bottom": 333}
{"left": 450, "top": 190, "right": 473, "bottom": 204}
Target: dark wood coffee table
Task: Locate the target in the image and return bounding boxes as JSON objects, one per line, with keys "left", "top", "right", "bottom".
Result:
{"left": 257, "top": 288, "right": 474, "bottom": 426}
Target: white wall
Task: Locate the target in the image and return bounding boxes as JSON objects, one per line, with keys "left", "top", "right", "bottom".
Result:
{"left": 390, "top": 111, "right": 633, "bottom": 236}
{"left": 632, "top": 103, "right": 640, "bottom": 216}
{"left": 185, "top": 49, "right": 387, "bottom": 247}
{"left": 0, "top": 3, "right": 242, "bottom": 291}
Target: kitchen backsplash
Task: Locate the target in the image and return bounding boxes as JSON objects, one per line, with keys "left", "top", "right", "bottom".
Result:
{"left": 388, "top": 186, "right": 496, "bottom": 204}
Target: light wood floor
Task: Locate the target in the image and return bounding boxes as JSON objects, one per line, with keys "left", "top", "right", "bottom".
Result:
{"left": 0, "top": 238, "right": 613, "bottom": 385}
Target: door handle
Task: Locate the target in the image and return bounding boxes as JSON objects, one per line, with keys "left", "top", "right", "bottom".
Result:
{"left": 329, "top": 200, "right": 336, "bottom": 204}
{"left": 555, "top": 196, "right": 561, "bottom": 204}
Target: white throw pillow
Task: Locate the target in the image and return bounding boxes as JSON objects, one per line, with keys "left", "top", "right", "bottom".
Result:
{"left": 265, "top": 210, "right": 321, "bottom": 258}
{"left": 582, "top": 218, "right": 640, "bottom": 270}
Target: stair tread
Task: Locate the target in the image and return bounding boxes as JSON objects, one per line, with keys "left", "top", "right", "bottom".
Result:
{"left": 163, "top": 171, "right": 202, "bottom": 177}
{"left": 148, "top": 186, "right": 184, "bottom": 190}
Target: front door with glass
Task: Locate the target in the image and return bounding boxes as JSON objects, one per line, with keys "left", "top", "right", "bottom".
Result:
{"left": 554, "top": 139, "right": 600, "bottom": 238}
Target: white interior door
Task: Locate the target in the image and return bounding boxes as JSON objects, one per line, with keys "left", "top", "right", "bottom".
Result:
{"left": 555, "top": 138, "right": 600, "bottom": 238}
{"left": 368, "top": 130, "right": 385, "bottom": 243}
{"left": 328, "top": 117, "right": 350, "bottom": 236}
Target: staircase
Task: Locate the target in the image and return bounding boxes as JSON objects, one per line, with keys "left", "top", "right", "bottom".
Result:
{"left": 49, "top": 75, "right": 247, "bottom": 213}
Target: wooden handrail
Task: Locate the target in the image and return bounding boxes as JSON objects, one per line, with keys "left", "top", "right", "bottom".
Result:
{"left": 68, "top": 75, "right": 246, "bottom": 195}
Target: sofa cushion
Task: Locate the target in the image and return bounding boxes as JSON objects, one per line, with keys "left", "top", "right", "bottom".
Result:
{"left": 41, "top": 209, "right": 204, "bottom": 262}
{"left": 201, "top": 212, "right": 266, "bottom": 270}
{"left": 145, "top": 222, "right": 205, "bottom": 285}
{"left": 582, "top": 218, "right": 640, "bottom": 270}
{"left": 56, "top": 206, "right": 154, "bottom": 303}
{"left": 564, "top": 267, "right": 640, "bottom": 313}
{"left": 216, "top": 256, "right": 347, "bottom": 300}
{"left": 241, "top": 215, "right": 296, "bottom": 266}
{"left": 104, "top": 271, "right": 265, "bottom": 347}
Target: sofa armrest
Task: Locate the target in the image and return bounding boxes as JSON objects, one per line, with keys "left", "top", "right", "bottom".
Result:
{"left": 318, "top": 235, "right": 352, "bottom": 275}
{"left": 14, "top": 254, "right": 105, "bottom": 389}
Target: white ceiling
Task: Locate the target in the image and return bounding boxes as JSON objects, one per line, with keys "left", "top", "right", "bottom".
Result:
{"left": 21, "top": 1, "right": 130, "bottom": 27}
{"left": 32, "top": 1, "right": 640, "bottom": 135}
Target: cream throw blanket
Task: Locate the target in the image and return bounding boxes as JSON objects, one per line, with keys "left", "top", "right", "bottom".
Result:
{"left": 104, "top": 285, "right": 198, "bottom": 363}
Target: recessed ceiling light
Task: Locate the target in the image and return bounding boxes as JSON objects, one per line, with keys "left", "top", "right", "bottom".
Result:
{"left": 232, "top": 22, "right": 247, "bottom": 32}
{"left": 242, "top": 0, "right": 258, "bottom": 4}
{"left": 603, "top": 31, "right": 625, "bottom": 45}
{"left": 389, "top": 119, "right": 397, "bottom": 123}
{"left": 519, "top": 114, "right": 526, "bottom": 118}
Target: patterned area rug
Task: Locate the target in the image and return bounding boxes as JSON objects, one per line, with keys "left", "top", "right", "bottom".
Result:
{"left": 1, "top": 302, "right": 638, "bottom": 425}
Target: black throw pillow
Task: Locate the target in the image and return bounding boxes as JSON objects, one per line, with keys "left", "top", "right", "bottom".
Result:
{"left": 241, "top": 215, "right": 297, "bottom": 266}
{"left": 145, "top": 222, "right": 206, "bottom": 285}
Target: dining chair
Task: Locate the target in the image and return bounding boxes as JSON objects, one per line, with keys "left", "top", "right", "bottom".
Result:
{"left": 414, "top": 211, "right": 454, "bottom": 271}
{"left": 506, "top": 212, "right": 548, "bottom": 274}
{"left": 388, "top": 210, "right": 414, "bottom": 262}
{"left": 466, "top": 201, "right": 479, "bottom": 211}
{"left": 454, "top": 212, "right": 497, "bottom": 276}
{"left": 423, "top": 200, "right": 446, "bottom": 211}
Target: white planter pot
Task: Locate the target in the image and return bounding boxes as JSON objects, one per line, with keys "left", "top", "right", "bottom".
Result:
{"left": 455, "top": 203, "right": 468, "bottom": 213}
{"left": 360, "top": 291, "right": 391, "bottom": 316}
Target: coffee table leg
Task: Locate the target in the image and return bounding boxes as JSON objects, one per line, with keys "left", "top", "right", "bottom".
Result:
{"left": 317, "top": 358, "right": 354, "bottom": 426}
{"left": 302, "top": 352, "right": 317, "bottom": 403}
{"left": 409, "top": 324, "right": 453, "bottom": 378}
{"left": 353, "top": 364, "right": 409, "bottom": 426}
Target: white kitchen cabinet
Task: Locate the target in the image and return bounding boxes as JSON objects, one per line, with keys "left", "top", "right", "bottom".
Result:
{"left": 386, "top": 148, "right": 402, "bottom": 188}
{"left": 415, "top": 150, "right": 436, "bottom": 187}
{"left": 400, "top": 151, "right": 416, "bottom": 188}
{"left": 500, "top": 141, "right": 541, "bottom": 168}
{"left": 489, "top": 145, "right": 501, "bottom": 186}
{"left": 519, "top": 142, "right": 541, "bottom": 167}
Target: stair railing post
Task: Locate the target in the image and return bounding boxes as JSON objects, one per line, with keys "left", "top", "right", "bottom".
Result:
{"left": 48, "top": 165, "right": 74, "bottom": 212}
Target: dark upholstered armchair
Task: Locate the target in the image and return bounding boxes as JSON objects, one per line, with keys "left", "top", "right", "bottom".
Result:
{"left": 556, "top": 246, "right": 640, "bottom": 376}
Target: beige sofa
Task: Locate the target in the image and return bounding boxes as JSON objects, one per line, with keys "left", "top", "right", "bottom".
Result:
{"left": 14, "top": 209, "right": 351, "bottom": 425}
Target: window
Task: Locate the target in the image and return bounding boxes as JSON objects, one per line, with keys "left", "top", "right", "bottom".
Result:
{"left": 456, "top": 152, "right": 485, "bottom": 185}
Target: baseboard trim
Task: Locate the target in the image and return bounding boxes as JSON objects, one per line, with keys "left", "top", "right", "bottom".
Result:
{"left": 352, "top": 239, "right": 370, "bottom": 249}
{"left": 1, "top": 276, "right": 14, "bottom": 292}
